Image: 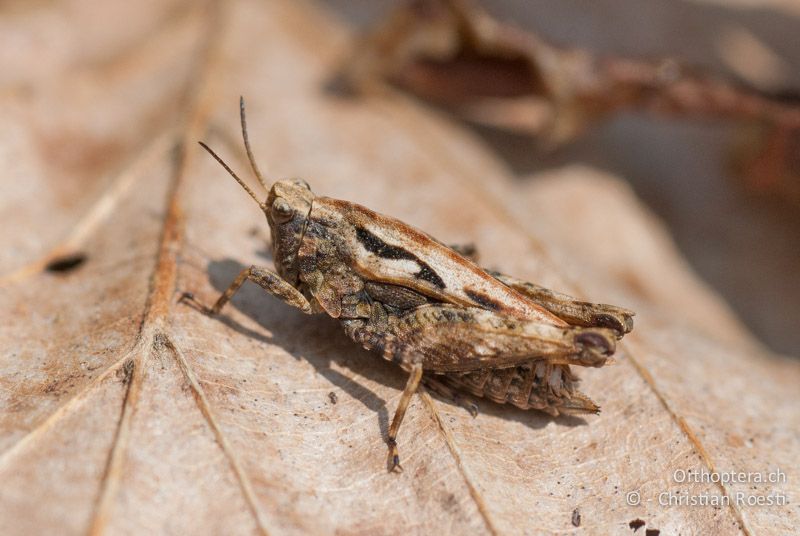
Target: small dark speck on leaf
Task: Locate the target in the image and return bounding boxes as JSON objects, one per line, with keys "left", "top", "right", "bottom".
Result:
{"left": 571, "top": 508, "right": 581, "bottom": 527}
{"left": 328, "top": 391, "right": 338, "bottom": 404}
{"left": 45, "top": 252, "right": 87, "bottom": 273}
{"left": 645, "top": 530, "right": 660, "bottom": 536}
{"left": 629, "top": 519, "right": 646, "bottom": 531}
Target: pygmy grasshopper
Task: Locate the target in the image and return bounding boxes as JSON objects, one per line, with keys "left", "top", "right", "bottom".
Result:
{"left": 192, "top": 98, "right": 634, "bottom": 472}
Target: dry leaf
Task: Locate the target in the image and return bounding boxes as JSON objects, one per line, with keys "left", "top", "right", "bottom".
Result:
{"left": 1, "top": 1, "right": 798, "bottom": 535}
{"left": 343, "top": 0, "right": 800, "bottom": 143}
{"left": 343, "top": 0, "right": 800, "bottom": 204}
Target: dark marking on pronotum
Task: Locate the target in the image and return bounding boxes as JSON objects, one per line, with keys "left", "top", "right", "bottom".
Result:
{"left": 415, "top": 263, "right": 445, "bottom": 289}
{"left": 45, "top": 252, "right": 88, "bottom": 273}
{"left": 355, "top": 226, "right": 445, "bottom": 289}
{"left": 644, "top": 530, "right": 660, "bottom": 536}
{"left": 571, "top": 508, "right": 581, "bottom": 527}
{"left": 356, "top": 227, "right": 416, "bottom": 260}
{"left": 464, "top": 288, "right": 502, "bottom": 311}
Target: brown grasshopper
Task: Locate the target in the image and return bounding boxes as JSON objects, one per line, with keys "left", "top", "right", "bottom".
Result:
{"left": 192, "top": 98, "right": 634, "bottom": 472}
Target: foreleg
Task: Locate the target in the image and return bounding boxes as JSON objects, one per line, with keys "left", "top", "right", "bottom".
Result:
{"left": 184, "top": 265, "right": 313, "bottom": 315}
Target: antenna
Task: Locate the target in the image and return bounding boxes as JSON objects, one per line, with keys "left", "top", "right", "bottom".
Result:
{"left": 239, "top": 96, "right": 270, "bottom": 192}
{"left": 197, "top": 141, "right": 267, "bottom": 210}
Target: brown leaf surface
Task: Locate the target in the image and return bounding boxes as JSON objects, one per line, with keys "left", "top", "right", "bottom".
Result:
{"left": 343, "top": 0, "right": 800, "bottom": 145}
{"left": 0, "top": 1, "right": 798, "bottom": 535}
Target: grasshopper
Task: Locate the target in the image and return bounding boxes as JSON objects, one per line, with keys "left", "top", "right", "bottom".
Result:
{"left": 192, "top": 98, "right": 634, "bottom": 472}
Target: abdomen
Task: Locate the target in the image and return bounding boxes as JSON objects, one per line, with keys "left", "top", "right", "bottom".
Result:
{"left": 434, "top": 362, "right": 599, "bottom": 416}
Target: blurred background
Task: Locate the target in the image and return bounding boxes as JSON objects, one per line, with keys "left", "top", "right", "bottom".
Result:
{"left": 327, "top": 0, "right": 800, "bottom": 355}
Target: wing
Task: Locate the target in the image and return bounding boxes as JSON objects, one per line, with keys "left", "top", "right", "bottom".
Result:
{"left": 309, "top": 197, "right": 567, "bottom": 325}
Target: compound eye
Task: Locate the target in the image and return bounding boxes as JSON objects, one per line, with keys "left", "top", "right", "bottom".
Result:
{"left": 272, "top": 199, "right": 293, "bottom": 222}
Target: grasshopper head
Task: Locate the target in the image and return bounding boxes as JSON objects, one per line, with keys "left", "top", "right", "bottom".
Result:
{"left": 198, "top": 98, "right": 317, "bottom": 284}
{"left": 266, "top": 179, "right": 315, "bottom": 283}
